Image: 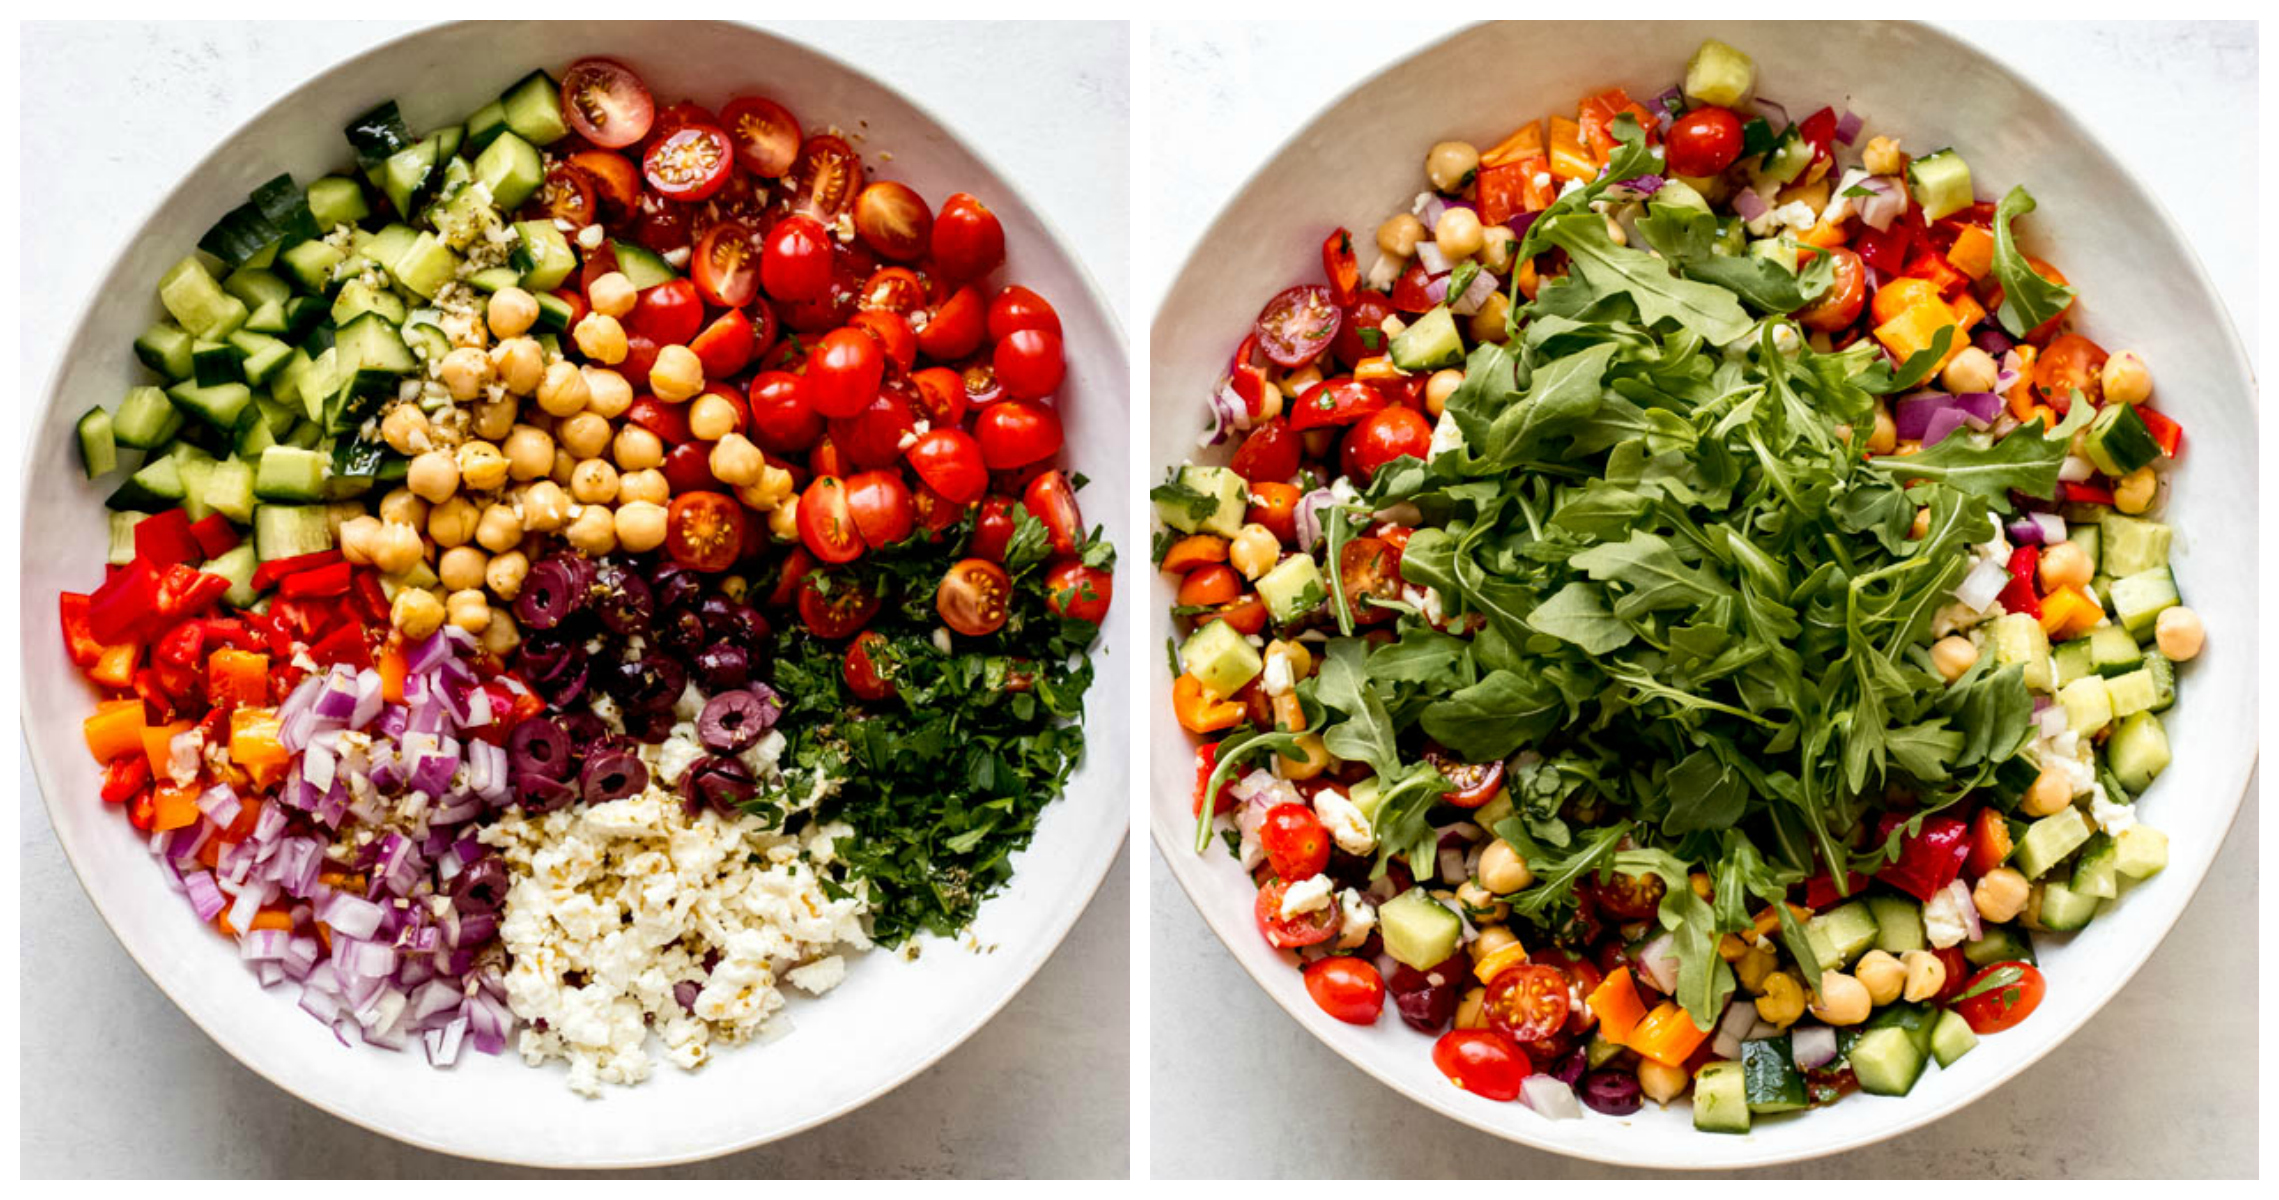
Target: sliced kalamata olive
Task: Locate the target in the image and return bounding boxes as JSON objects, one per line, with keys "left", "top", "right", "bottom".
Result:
{"left": 651, "top": 562, "right": 704, "bottom": 611}
{"left": 697, "top": 690, "right": 771, "bottom": 752}
{"left": 616, "top": 654, "right": 687, "bottom": 713}
{"left": 626, "top": 706, "right": 678, "bottom": 744}
{"left": 556, "top": 710, "right": 610, "bottom": 748}
{"left": 532, "top": 660, "right": 589, "bottom": 708}
{"left": 1579, "top": 1069, "right": 1643, "bottom": 1116}
{"left": 580, "top": 750, "right": 650, "bottom": 804}
{"left": 694, "top": 641, "right": 752, "bottom": 691}
{"left": 449, "top": 855, "right": 510, "bottom": 914}
{"left": 508, "top": 717, "right": 572, "bottom": 781}
{"left": 592, "top": 562, "right": 654, "bottom": 635}
{"left": 680, "top": 755, "right": 756, "bottom": 817}
{"left": 513, "top": 631, "right": 575, "bottom": 682}
{"left": 517, "top": 558, "right": 587, "bottom": 630}
{"left": 516, "top": 774, "right": 579, "bottom": 813}
{"left": 655, "top": 604, "right": 707, "bottom": 654}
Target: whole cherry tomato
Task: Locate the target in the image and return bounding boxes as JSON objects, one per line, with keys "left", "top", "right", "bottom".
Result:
{"left": 1431, "top": 1029, "right": 1532, "bottom": 1102}
{"left": 1953, "top": 961, "right": 2046, "bottom": 1034}
{"left": 1229, "top": 418, "right": 1303, "bottom": 484}
{"left": 1665, "top": 105, "right": 1746, "bottom": 177}
{"left": 747, "top": 370, "right": 823, "bottom": 453}
{"left": 1304, "top": 957, "right": 1386, "bottom": 1025}
{"left": 987, "top": 285, "right": 1062, "bottom": 341}
{"left": 761, "top": 215, "right": 835, "bottom": 303}
{"left": 1259, "top": 802, "right": 1332, "bottom": 881}
{"left": 628, "top": 278, "right": 703, "bottom": 347}
{"left": 969, "top": 496, "right": 1018, "bottom": 562}
{"left": 906, "top": 428, "right": 988, "bottom": 504}
{"left": 806, "top": 327, "right": 886, "bottom": 419}
{"left": 1340, "top": 405, "right": 1434, "bottom": 482}
{"left": 931, "top": 192, "right": 1006, "bottom": 283}
{"left": 974, "top": 398, "right": 1064, "bottom": 470}
{"left": 844, "top": 469, "right": 916, "bottom": 549}
{"left": 1042, "top": 558, "right": 1112, "bottom": 624}
{"left": 829, "top": 382, "right": 919, "bottom": 471}
{"left": 993, "top": 328, "right": 1066, "bottom": 400}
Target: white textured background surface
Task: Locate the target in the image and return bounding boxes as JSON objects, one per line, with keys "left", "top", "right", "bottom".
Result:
{"left": 19, "top": 20, "right": 1129, "bottom": 1179}
{"left": 1148, "top": 19, "right": 2257, "bottom": 1180}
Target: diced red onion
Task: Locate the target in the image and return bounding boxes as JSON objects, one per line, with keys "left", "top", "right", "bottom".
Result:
{"left": 1951, "top": 392, "right": 2003, "bottom": 428}
{"left": 1973, "top": 326, "right": 2016, "bottom": 357}
{"left": 1711, "top": 997, "right": 1758, "bottom": 1060}
{"left": 424, "top": 1016, "right": 470, "bottom": 1067}
{"left": 1415, "top": 241, "right": 1452, "bottom": 276}
{"left": 1521, "top": 1075, "right": 1583, "bottom": 1120}
{"left": 1732, "top": 187, "right": 1769, "bottom": 223}
{"left": 1607, "top": 174, "right": 1665, "bottom": 201}
{"left": 239, "top": 928, "right": 293, "bottom": 962}
{"left": 1437, "top": 845, "right": 1467, "bottom": 886}
{"left": 1834, "top": 109, "right": 1863, "bottom": 145}
{"left": 1450, "top": 268, "right": 1500, "bottom": 316}
{"left": 1921, "top": 407, "right": 1972, "bottom": 447}
{"left": 184, "top": 870, "right": 227, "bottom": 921}
{"left": 1852, "top": 175, "right": 1905, "bottom": 232}
{"left": 2006, "top": 517, "right": 2046, "bottom": 546}
{"left": 320, "top": 892, "right": 385, "bottom": 941}
{"left": 226, "top": 883, "right": 266, "bottom": 936}
{"left": 406, "top": 631, "right": 453, "bottom": 675}
{"left": 1943, "top": 879, "right": 1984, "bottom": 942}
{"left": 1417, "top": 195, "right": 1447, "bottom": 229}
{"left": 1294, "top": 488, "right": 1337, "bottom": 552}
{"left": 1637, "top": 933, "right": 1679, "bottom": 994}
{"left": 2030, "top": 512, "right": 2067, "bottom": 543}
{"left": 1792, "top": 1024, "right": 1839, "bottom": 1069}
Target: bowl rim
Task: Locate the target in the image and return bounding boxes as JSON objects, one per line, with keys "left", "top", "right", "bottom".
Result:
{"left": 23, "top": 17, "right": 1129, "bottom": 1170}
{"left": 1147, "top": 17, "right": 2256, "bottom": 1170}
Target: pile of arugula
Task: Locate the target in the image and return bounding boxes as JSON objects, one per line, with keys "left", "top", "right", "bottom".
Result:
{"left": 1200, "top": 118, "right": 2083, "bottom": 1028}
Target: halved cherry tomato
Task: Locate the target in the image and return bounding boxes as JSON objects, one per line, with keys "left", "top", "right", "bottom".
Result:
{"left": 797, "top": 476, "right": 865, "bottom": 563}
{"left": 1321, "top": 228, "right": 1360, "bottom": 308}
{"left": 747, "top": 370, "right": 822, "bottom": 453}
{"left": 1337, "top": 536, "right": 1402, "bottom": 624}
{"left": 692, "top": 219, "right": 763, "bottom": 308}
{"left": 849, "top": 309, "right": 917, "bottom": 373}
{"left": 620, "top": 330, "right": 662, "bottom": 385}
{"left": 1288, "top": 377, "right": 1390, "bottom": 431}
{"left": 974, "top": 398, "right": 1063, "bottom": 469}
{"left": 1341, "top": 405, "right": 1433, "bottom": 482}
{"left": 1431, "top": 1029, "right": 1531, "bottom": 1101}
{"left": 1177, "top": 564, "right": 1242, "bottom": 608}
{"left": 1305, "top": 956, "right": 1385, "bottom": 1025}
{"left": 719, "top": 95, "right": 802, "bottom": 179}
{"left": 967, "top": 495, "right": 1019, "bottom": 563}
{"left": 809, "top": 436, "right": 851, "bottom": 481}
{"left": 843, "top": 631, "right": 896, "bottom": 701}
{"left": 1390, "top": 261, "right": 1439, "bottom": 313}
{"left": 1586, "top": 870, "right": 1665, "bottom": 921}
{"left": 918, "top": 286, "right": 987, "bottom": 361}
{"left": 536, "top": 164, "right": 597, "bottom": 227}
{"left": 938, "top": 557, "right": 1012, "bottom": 636}
{"left": 987, "top": 285, "right": 1062, "bottom": 341}
{"left": 643, "top": 123, "right": 734, "bottom": 201}
{"left": 1483, "top": 963, "right": 1572, "bottom": 1043}
{"left": 1967, "top": 808, "right": 2014, "bottom": 878}
{"left": 559, "top": 58, "right": 655, "bottom": 149}
{"left": 1216, "top": 595, "right": 1269, "bottom": 637}
{"left": 994, "top": 328, "right": 1065, "bottom": 400}
{"left": 1797, "top": 246, "right": 1868, "bottom": 333}
{"left": 911, "top": 365, "right": 969, "bottom": 428}
{"left": 1664, "top": 105, "right": 1745, "bottom": 177}
{"left": 843, "top": 470, "right": 916, "bottom": 549}
{"left": 1255, "top": 878, "right": 1340, "bottom": 949}
{"left": 664, "top": 492, "right": 746, "bottom": 573}
{"left": 1260, "top": 802, "right": 1332, "bottom": 880}
{"left": 796, "top": 572, "right": 881, "bottom": 639}
{"left": 1021, "top": 469, "right": 1085, "bottom": 557}
{"left": 829, "top": 381, "right": 919, "bottom": 469}
{"left": 1953, "top": 961, "right": 2046, "bottom": 1034}
{"left": 1254, "top": 284, "right": 1342, "bottom": 368}
{"left": 690, "top": 308, "right": 759, "bottom": 378}
{"left": 1422, "top": 745, "right": 1505, "bottom": 808}
{"left": 806, "top": 327, "right": 886, "bottom": 419}
{"left": 852, "top": 181, "right": 933, "bottom": 261}
{"left": 631, "top": 189, "right": 693, "bottom": 253}
{"left": 1229, "top": 418, "right": 1303, "bottom": 484}
{"left": 1042, "top": 558, "right": 1112, "bottom": 624}
{"left": 785, "top": 134, "right": 864, "bottom": 222}
{"left": 762, "top": 215, "right": 835, "bottom": 303}
{"left": 906, "top": 427, "right": 988, "bottom": 504}
{"left": 765, "top": 547, "right": 817, "bottom": 610}
{"left": 567, "top": 149, "right": 641, "bottom": 216}
{"left": 1247, "top": 481, "right": 1302, "bottom": 545}
{"left": 931, "top": 192, "right": 1005, "bottom": 283}
{"left": 2034, "top": 333, "right": 2108, "bottom": 410}
{"left": 628, "top": 278, "right": 703, "bottom": 347}
{"left": 910, "top": 479, "right": 965, "bottom": 537}
{"left": 862, "top": 266, "right": 933, "bottom": 315}
{"left": 960, "top": 358, "right": 1007, "bottom": 409}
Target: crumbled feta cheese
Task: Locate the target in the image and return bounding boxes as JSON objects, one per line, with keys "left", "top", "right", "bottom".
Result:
{"left": 575, "top": 224, "right": 604, "bottom": 249}
{"left": 1279, "top": 873, "right": 1335, "bottom": 920}
{"left": 787, "top": 955, "right": 847, "bottom": 995}
{"left": 1428, "top": 408, "right": 1466, "bottom": 458}
{"left": 2091, "top": 791, "right": 2138, "bottom": 835}
{"left": 167, "top": 730, "right": 204, "bottom": 787}
{"left": 1921, "top": 885, "right": 1973, "bottom": 949}
{"left": 1335, "top": 888, "right": 1377, "bottom": 949}
{"left": 1314, "top": 788, "right": 1375, "bottom": 856}
{"left": 931, "top": 627, "right": 954, "bottom": 655}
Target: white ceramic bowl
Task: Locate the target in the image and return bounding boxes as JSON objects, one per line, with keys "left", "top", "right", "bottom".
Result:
{"left": 1149, "top": 19, "right": 2255, "bottom": 1170}
{"left": 22, "top": 20, "right": 1128, "bottom": 1169}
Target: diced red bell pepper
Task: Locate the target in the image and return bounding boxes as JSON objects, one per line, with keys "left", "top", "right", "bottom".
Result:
{"left": 155, "top": 564, "right": 230, "bottom": 621}
{"left": 1930, "top": 945, "right": 1973, "bottom": 1003}
{"left": 185, "top": 514, "right": 240, "bottom": 560}
{"left": 1192, "top": 741, "right": 1237, "bottom": 816}
{"left": 60, "top": 593, "right": 105, "bottom": 668}
{"left": 2061, "top": 481, "right": 2116, "bottom": 507}
{"left": 1798, "top": 106, "right": 1839, "bottom": 165}
{"left": 1966, "top": 808, "right": 2014, "bottom": 878}
{"left": 197, "top": 618, "right": 263, "bottom": 652}
{"left": 1799, "top": 870, "right": 1873, "bottom": 908}
{"left": 1390, "top": 262, "right": 1440, "bottom": 314}
{"left": 1874, "top": 813, "right": 1971, "bottom": 903}
{"left": 350, "top": 569, "right": 392, "bottom": 625}
{"left": 1475, "top": 162, "right": 1534, "bottom": 226}
{"left": 88, "top": 560, "right": 162, "bottom": 644}
{"left": 130, "top": 669, "right": 177, "bottom": 723}
{"left": 126, "top": 787, "right": 158, "bottom": 831}
{"left": 99, "top": 755, "right": 151, "bottom": 804}
{"left": 250, "top": 549, "right": 343, "bottom": 593}
{"left": 1321, "top": 228, "right": 1360, "bottom": 308}
{"left": 153, "top": 621, "right": 206, "bottom": 669}
{"left": 134, "top": 510, "right": 205, "bottom": 569}
{"left": 1853, "top": 222, "right": 1911, "bottom": 275}
{"left": 1900, "top": 244, "right": 1970, "bottom": 301}
{"left": 307, "top": 621, "right": 373, "bottom": 670}
{"left": 278, "top": 562, "right": 353, "bottom": 599}
{"left": 2136, "top": 407, "right": 2183, "bottom": 458}
{"left": 1998, "top": 545, "right": 2041, "bottom": 619}
{"left": 268, "top": 597, "right": 339, "bottom": 643}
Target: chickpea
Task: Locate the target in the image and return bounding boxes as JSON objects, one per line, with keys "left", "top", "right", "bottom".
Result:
{"left": 573, "top": 313, "right": 629, "bottom": 364}
{"left": 766, "top": 494, "right": 801, "bottom": 541}
{"left": 1282, "top": 364, "right": 1324, "bottom": 399}
{"left": 2020, "top": 765, "right": 2075, "bottom": 817}
{"left": 551, "top": 448, "right": 578, "bottom": 486}
{"left": 2037, "top": 540, "right": 2094, "bottom": 592}
{"left": 377, "top": 487, "right": 429, "bottom": 529}
{"left": 491, "top": 337, "right": 545, "bottom": 394}
{"left": 1867, "top": 403, "right": 1898, "bottom": 454}
{"left": 456, "top": 440, "right": 510, "bottom": 492}
{"left": 1468, "top": 292, "right": 1511, "bottom": 345}
{"left": 1478, "top": 224, "right": 1518, "bottom": 274}
{"left": 1376, "top": 212, "right": 1426, "bottom": 258}
{"left": 1433, "top": 206, "right": 1485, "bottom": 260}
{"left": 1227, "top": 523, "right": 1281, "bottom": 580}
{"left": 2155, "top": 605, "right": 2204, "bottom": 661}
{"left": 406, "top": 449, "right": 461, "bottom": 504}
{"left": 379, "top": 404, "right": 432, "bottom": 455}
{"left": 475, "top": 502, "right": 524, "bottom": 553}
{"left": 1455, "top": 880, "right": 1508, "bottom": 922}
{"left": 470, "top": 394, "right": 517, "bottom": 442}
{"left": 486, "top": 286, "right": 539, "bottom": 338}
{"left": 1853, "top": 949, "right": 1906, "bottom": 1006}
{"left": 1900, "top": 949, "right": 1948, "bottom": 1003}
{"left": 1424, "top": 368, "right": 1464, "bottom": 417}
{"left": 1736, "top": 939, "right": 1778, "bottom": 993}
{"left": 1940, "top": 346, "right": 1999, "bottom": 394}
{"left": 1273, "top": 733, "right": 1330, "bottom": 782}
{"left": 520, "top": 480, "right": 572, "bottom": 532}
{"left": 650, "top": 344, "right": 705, "bottom": 402}
{"left": 586, "top": 271, "right": 638, "bottom": 318}
{"left": 613, "top": 424, "right": 665, "bottom": 472}
{"left": 485, "top": 550, "right": 530, "bottom": 601}
{"left": 2113, "top": 465, "right": 2157, "bottom": 515}
{"left": 614, "top": 500, "right": 670, "bottom": 552}
{"left": 1454, "top": 986, "right": 1489, "bottom": 1031}
{"left": 719, "top": 575, "right": 750, "bottom": 603}
{"left": 581, "top": 366, "right": 633, "bottom": 418}
{"left": 1251, "top": 378, "right": 1285, "bottom": 423}
{"left": 438, "top": 347, "right": 493, "bottom": 401}
{"left": 1862, "top": 135, "right": 1906, "bottom": 176}
{"left": 391, "top": 587, "right": 446, "bottom": 639}
{"left": 2100, "top": 350, "right": 2150, "bottom": 406}
{"left": 1472, "top": 925, "right": 1519, "bottom": 961}
{"left": 1755, "top": 970, "right": 1806, "bottom": 1026}
{"left": 502, "top": 425, "right": 556, "bottom": 481}
{"left": 1638, "top": 1059, "right": 1689, "bottom": 1105}
{"left": 1478, "top": 839, "right": 1533, "bottom": 894}
{"left": 427, "top": 496, "right": 479, "bottom": 548}
{"left": 688, "top": 392, "right": 742, "bottom": 441}
{"left": 480, "top": 607, "right": 522, "bottom": 657}
{"left": 1930, "top": 635, "right": 1979, "bottom": 683}
{"left": 737, "top": 464, "right": 797, "bottom": 511}
{"left": 368, "top": 521, "right": 425, "bottom": 575}
{"left": 570, "top": 458, "right": 621, "bottom": 504}
{"left": 337, "top": 515, "right": 384, "bottom": 566}
{"left": 1424, "top": 140, "right": 1480, "bottom": 193}
{"left": 1603, "top": 213, "right": 1627, "bottom": 247}
{"left": 536, "top": 359, "right": 592, "bottom": 417}
{"left": 1808, "top": 970, "right": 1871, "bottom": 1026}
{"left": 709, "top": 433, "right": 765, "bottom": 487}
{"left": 563, "top": 504, "right": 617, "bottom": 555}
{"left": 1910, "top": 506, "right": 1932, "bottom": 540}
{"left": 1973, "top": 866, "right": 2031, "bottom": 924}
{"left": 436, "top": 545, "right": 489, "bottom": 592}
{"left": 618, "top": 467, "right": 671, "bottom": 507}
{"left": 557, "top": 412, "right": 613, "bottom": 460}
{"left": 445, "top": 588, "right": 491, "bottom": 635}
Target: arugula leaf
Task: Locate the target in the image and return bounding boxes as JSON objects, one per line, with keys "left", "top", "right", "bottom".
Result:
{"left": 1419, "top": 669, "right": 1565, "bottom": 762}
{"left": 1149, "top": 472, "right": 1220, "bottom": 522}
{"left": 1636, "top": 204, "right": 1835, "bottom": 314}
{"left": 1570, "top": 531, "right": 1737, "bottom": 618}
{"left": 1989, "top": 185, "right": 2078, "bottom": 337}
{"left": 1864, "top": 400, "right": 2090, "bottom": 504}
{"left": 1526, "top": 581, "right": 1635, "bottom": 654}
{"left": 1541, "top": 210, "right": 1757, "bottom": 344}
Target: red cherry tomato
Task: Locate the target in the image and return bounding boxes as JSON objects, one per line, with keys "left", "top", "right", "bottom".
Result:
{"left": 559, "top": 58, "right": 655, "bottom": 149}
{"left": 1304, "top": 957, "right": 1386, "bottom": 1025}
{"left": 536, "top": 164, "right": 597, "bottom": 227}
{"left": 796, "top": 572, "right": 881, "bottom": 639}
{"left": 1042, "top": 558, "right": 1112, "bottom": 624}
{"left": 1797, "top": 246, "right": 1868, "bottom": 333}
{"left": 692, "top": 219, "right": 764, "bottom": 309}
{"left": 849, "top": 309, "right": 917, "bottom": 374}
{"left": 852, "top": 181, "right": 933, "bottom": 262}
{"left": 829, "top": 383, "right": 918, "bottom": 470}
{"left": 786, "top": 134, "right": 864, "bottom": 222}
{"left": 761, "top": 215, "right": 835, "bottom": 303}
{"left": 937, "top": 557, "right": 1012, "bottom": 636}
{"left": 1259, "top": 802, "right": 1332, "bottom": 881}
{"left": 1021, "top": 469, "right": 1085, "bottom": 557}
{"left": 974, "top": 398, "right": 1063, "bottom": 470}
{"left": 1247, "top": 481, "right": 1302, "bottom": 545}
{"left": 1341, "top": 405, "right": 1434, "bottom": 482}
{"left": 690, "top": 308, "right": 759, "bottom": 378}
{"left": 1421, "top": 746, "right": 1505, "bottom": 808}
{"left": 1229, "top": 419, "right": 1303, "bottom": 484}
{"left": 1254, "top": 284, "right": 1343, "bottom": 368}
{"left": 970, "top": 496, "right": 1018, "bottom": 562}
{"left": 993, "top": 328, "right": 1065, "bottom": 400}
{"left": 931, "top": 192, "right": 1005, "bottom": 283}
{"left": 1431, "top": 1029, "right": 1532, "bottom": 1102}
{"left": 1584, "top": 870, "right": 1665, "bottom": 922}
{"left": 987, "top": 286, "right": 1062, "bottom": 341}
{"left": 842, "top": 631, "right": 896, "bottom": 701}
{"left": 626, "top": 395, "right": 694, "bottom": 446}
{"left": 809, "top": 436, "right": 850, "bottom": 481}
{"left": 1665, "top": 105, "right": 1746, "bottom": 177}
{"left": 917, "top": 286, "right": 987, "bottom": 361}
{"left": 862, "top": 266, "right": 933, "bottom": 316}
{"left": 1332, "top": 293, "right": 1396, "bottom": 367}
{"left": 619, "top": 330, "right": 661, "bottom": 385}
{"left": 631, "top": 189, "right": 693, "bottom": 253}
{"left": 1254, "top": 878, "right": 1340, "bottom": 949}
{"left": 805, "top": 328, "right": 886, "bottom": 420}
{"left": 906, "top": 428, "right": 988, "bottom": 504}
{"left": 910, "top": 480, "right": 965, "bottom": 538}
{"left": 1176, "top": 564, "right": 1242, "bottom": 609}
{"left": 1953, "top": 961, "right": 2046, "bottom": 1034}
{"left": 718, "top": 95, "right": 802, "bottom": 179}
{"left": 645, "top": 100, "right": 715, "bottom": 147}
{"left": 844, "top": 470, "right": 916, "bottom": 549}
{"left": 660, "top": 441, "right": 721, "bottom": 494}
{"left": 642, "top": 123, "right": 734, "bottom": 201}
{"left": 627, "top": 278, "right": 703, "bottom": 348}
{"left": 1482, "top": 963, "right": 1572, "bottom": 1043}
{"left": 747, "top": 370, "right": 822, "bottom": 454}
{"left": 569, "top": 150, "right": 642, "bottom": 219}
{"left": 1287, "top": 377, "right": 1390, "bottom": 431}
{"left": 910, "top": 366, "right": 969, "bottom": 428}
{"left": 960, "top": 359, "right": 1006, "bottom": 409}
{"left": 664, "top": 493, "right": 746, "bottom": 573}
{"left": 797, "top": 475, "right": 865, "bottom": 564}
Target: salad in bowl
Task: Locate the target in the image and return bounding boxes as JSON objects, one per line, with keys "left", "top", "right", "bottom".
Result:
{"left": 1158, "top": 35, "right": 2206, "bottom": 1135}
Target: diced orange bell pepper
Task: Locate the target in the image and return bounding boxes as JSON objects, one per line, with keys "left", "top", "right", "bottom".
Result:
{"left": 1797, "top": 219, "right": 1848, "bottom": 249}
{"left": 229, "top": 707, "right": 289, "bottom": 769}
{"left": 216, "top": 906, "right": 294, "bottom": 937}
{"left": 1873, "top": 298, "right": 1962, "bottom": 365}
{"left": 141, "top": 720, "right": 193, "bottom": 777}
{"left": 1173, "top": 673, "right": 1246, "bottom": 734}
{"left": 1480, "top": 120, "right": 1544, "bottom": 168}
{"left": 1869, "top": 277, "right": 1943, "bottom": 328}
{"left": 1161, "top": 535, "right": 1230, "bottom": 575}
{"left": 1548, "top": 117, "right": 1595, "bottom": 182}
{"left": 1473, "top": 943, "right": 1531, "bottom": 986}
{"left": 2005, "top": 344, "right": 2042, "bottom": 419}
{"left": 1586, "top": 968, "right": 1651, "bottom": 1046}
{"left": 1630, "top": 1000, "right": 1714, "bottom": 1068}
{"left": 152, "top": 784, "right": 202, "bottom": 832}
{"left": 1950, "top": 291, "right": 1987, "bottom": 336}
{"left": 90, "top": 642, "right": 141, "bottom": 689}
{"left": 1515, "top": 256, "right": 1541, "bottom": 301}
{"left": 207, "top": 648, "right": 271, "bottom": 710}
{"left": 1577, "top": 87, "right": 1654, "bottom": 161}
{"left": 2039, "top": 586, "right": 2105, "bottom": 642}
{"left": 82, "top": 700, "right": 149, "bottom": 764}
{"left": 378, "top": 645, "right": 409, "bottom": 704}
{"left": 1947, "top": 225, "right": 1996, "bottom": 279}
